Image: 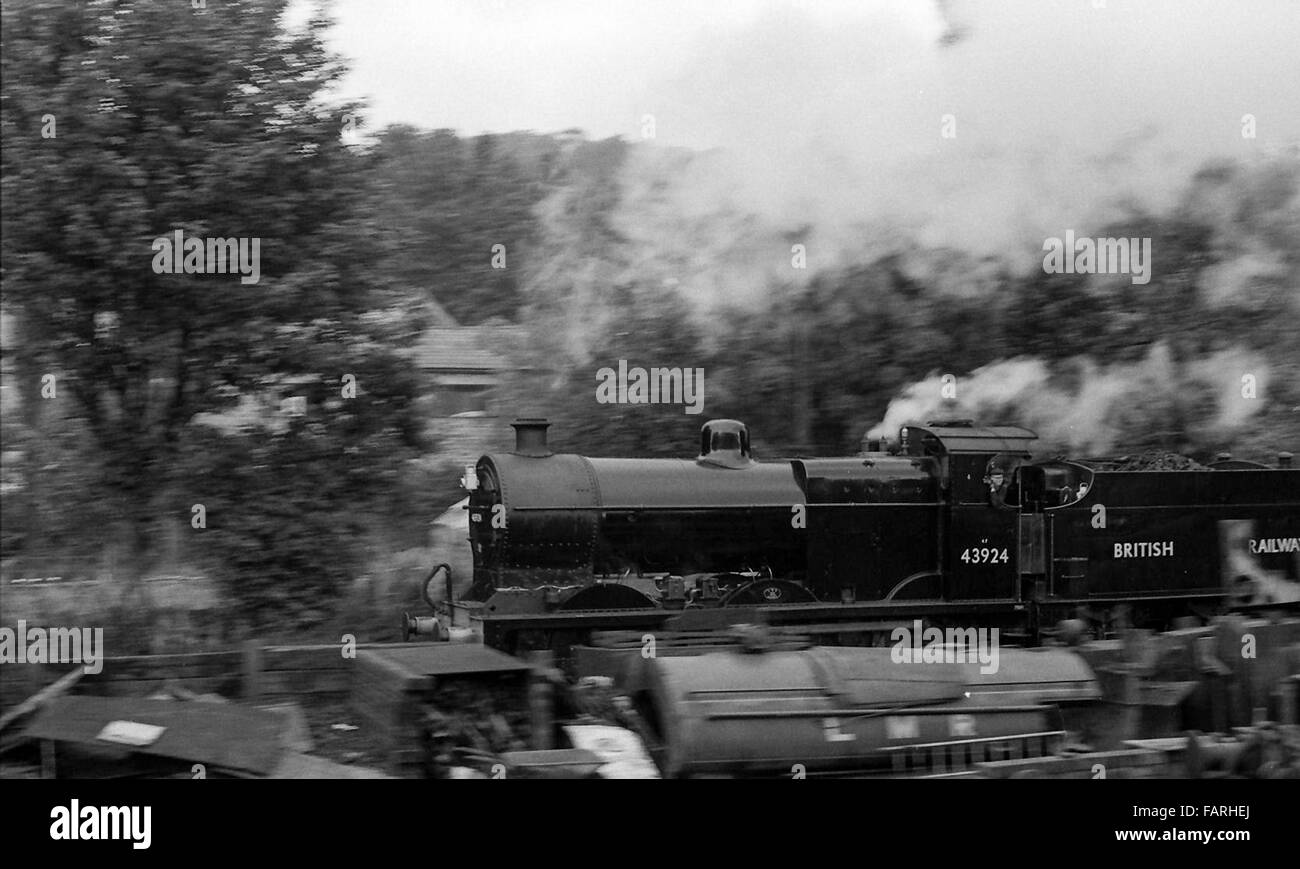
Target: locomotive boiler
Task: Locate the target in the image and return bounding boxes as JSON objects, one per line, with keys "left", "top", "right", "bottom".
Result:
{"left": 428, "top": 417, "right": 1300, "bottom": 653}
{"left": 463, "top": 418, "right": 807, "bottom": 606}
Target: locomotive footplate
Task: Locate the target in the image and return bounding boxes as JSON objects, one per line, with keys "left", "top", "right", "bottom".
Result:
{"left": 470, "top": 598, "right": 1027, "bottom": 658}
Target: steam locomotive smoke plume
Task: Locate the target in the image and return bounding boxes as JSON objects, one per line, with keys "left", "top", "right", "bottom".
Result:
{"left": 593, "top": 0, "right": 1300, "bottom": 309}
{"left": 866, "top": 345, "right": 1272, "bottom": 455}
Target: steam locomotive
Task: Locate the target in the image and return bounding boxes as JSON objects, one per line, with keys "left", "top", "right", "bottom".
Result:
{"left": 428, "top": 417, "right": 1299, "bottom": 652}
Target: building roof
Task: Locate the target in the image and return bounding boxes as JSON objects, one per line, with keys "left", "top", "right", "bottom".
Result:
{"left": 410, "top": 325, "right": 529, "bottom": 372}
{"left": 25, "top": 695, "right": 285, "bottom": 776}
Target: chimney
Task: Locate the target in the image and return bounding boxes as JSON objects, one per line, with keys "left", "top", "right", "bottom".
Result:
{"left": 511, "top": 418, "right": 552, "bottom": 457}
{"left": 1280, "top": 451, "right": 1293, "bottom": 469}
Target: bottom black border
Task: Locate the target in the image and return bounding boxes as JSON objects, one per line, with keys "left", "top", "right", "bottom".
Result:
{"left": 2, "top": 779, "right": 1288, "bottom": 857}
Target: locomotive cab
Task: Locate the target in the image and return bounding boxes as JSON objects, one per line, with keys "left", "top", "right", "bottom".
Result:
{"left": 899, "top": 422, "right": 1039, "bottom": 602}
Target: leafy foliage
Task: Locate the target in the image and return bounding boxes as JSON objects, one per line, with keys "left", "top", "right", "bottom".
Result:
{"left": 1, "top": 0, "right": 426, "bottom": 622}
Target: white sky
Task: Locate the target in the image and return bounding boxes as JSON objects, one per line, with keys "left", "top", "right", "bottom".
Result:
{"left": 314, "top": 0, "right": 1300, "bottom": 152}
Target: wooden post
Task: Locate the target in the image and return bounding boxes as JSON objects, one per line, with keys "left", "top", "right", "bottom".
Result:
{"left": 1279, "top": 678, "right": 1297, "bottom": 726}
{"left": 40, "top": 739, "right": 56, "bottom": 779}
{"left": 528, "top": 650, "right": 554, "bottom": 750}
{"left": 1120, "top": 667, "right": 1141, "bottom": 742}
{"left": 242, "top": 639, "right": 263, "bottom": 701}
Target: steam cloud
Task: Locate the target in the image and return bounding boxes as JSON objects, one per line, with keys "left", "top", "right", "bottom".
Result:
{"left": 590, "top": 0, "right": 1300, "bottom": 308}
{"left": 519, "top": 0, "right": 1298, "bottom": 449}
{"left": 865, "top": 344, "right": 1273, "bottom": 455}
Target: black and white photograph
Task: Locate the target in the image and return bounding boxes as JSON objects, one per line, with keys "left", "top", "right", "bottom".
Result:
{"left": 0, "top": 0, "right": 1297, "bottom": 850}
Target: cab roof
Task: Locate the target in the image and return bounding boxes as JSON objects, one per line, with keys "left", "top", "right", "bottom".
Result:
{"left": 902, "top": 422, "right": 1038, "bottom": 456}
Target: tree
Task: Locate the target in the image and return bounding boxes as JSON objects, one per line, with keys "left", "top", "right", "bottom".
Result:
{"left": 366, "top": 126, "right": 555, "bottom": 324}
{"left": 1, "top": 0, "right": 425, "bottom": 622}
